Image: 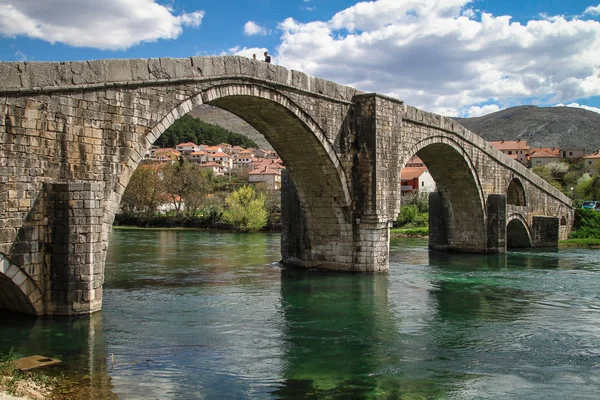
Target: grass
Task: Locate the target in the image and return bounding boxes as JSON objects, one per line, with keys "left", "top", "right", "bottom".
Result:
{"left": 390, "top": 226, "right": 429, "bottom": 237}
{"left": 559, "top": 238, "right": 600, "bottom": 248}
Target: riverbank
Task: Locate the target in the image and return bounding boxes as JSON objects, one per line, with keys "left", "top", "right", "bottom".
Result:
{"left": 0, "top": 354, "right": 53, "bottom": 400}
{"left": 114, "top": 213, "right": 280, "bottom": 232}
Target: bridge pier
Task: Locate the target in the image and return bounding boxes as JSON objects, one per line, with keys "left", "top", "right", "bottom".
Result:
{"left": 45, "top": 182, "right": 105, "bottom": 315}
{"left": 429, "top": 192, "right": 510, "bottom": 253}
{"left": 531, "top": 216, "right": 559, "bottom": 248}
{"left": 281, "top": 172, "right": 389, "bottom": 272}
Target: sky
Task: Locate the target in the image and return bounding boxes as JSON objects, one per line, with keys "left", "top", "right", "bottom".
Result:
{"left": 1, "top": 0, "right": 600, "bottom": 118}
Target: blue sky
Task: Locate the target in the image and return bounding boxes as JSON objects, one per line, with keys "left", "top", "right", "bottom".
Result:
{"left": 1, "top": 0, "right": 599, "bottom": 117}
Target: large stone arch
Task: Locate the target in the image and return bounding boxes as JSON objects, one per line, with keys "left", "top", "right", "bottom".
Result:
{"left": 506, "top": 214, "right": 532, "bottom": 248}
{"left": 0, "top": 254, "right": 44, "bottom": 315}
{"left": 105, "top": 82, "right": 353, "bottom": 268}
{"left": 402, "top": 137, "right": 487, "bottom": 252}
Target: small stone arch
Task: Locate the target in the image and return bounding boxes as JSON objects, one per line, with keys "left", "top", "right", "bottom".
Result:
{"left": 560, "top": 216, "right": 567, "bottom": 226}
{"left": 0, "top": 254, "right": 44, "bottom": 315}
{"left": 507, "top": 178, "right": 527, "bottom": 206}
{"left": 506, "top": 214, "right": 532, "bottom": 248}
{"left": 403, "top": 136, "right": 487, "bottom": 251}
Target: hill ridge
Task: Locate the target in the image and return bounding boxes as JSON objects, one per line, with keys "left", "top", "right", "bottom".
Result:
{"left": 454, "top": 105, "right": 600, "bottom": 153}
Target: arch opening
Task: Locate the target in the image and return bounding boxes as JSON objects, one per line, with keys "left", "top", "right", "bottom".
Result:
{"left": 398, "top": 142, "right": 486, "bottom": 252}
{"left": 507, "top": 179, "right": 527, "bottom": 206}
{"left": 507, "top": 218, "right": 532, "bottom": 249}
{"left": 0, "top": 269, "right": 37, "bottom": 315}
{"left": 113, "top": 83, "right": 353, "bottom": 271}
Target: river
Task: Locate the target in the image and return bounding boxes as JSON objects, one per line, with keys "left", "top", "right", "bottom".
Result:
{"left": 1, "top": 230, "right": 599, "bottom": 399}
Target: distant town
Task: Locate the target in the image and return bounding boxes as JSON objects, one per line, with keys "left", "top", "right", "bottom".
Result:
{"left": 144, "top": 142, "right": 284, "bottom": 190}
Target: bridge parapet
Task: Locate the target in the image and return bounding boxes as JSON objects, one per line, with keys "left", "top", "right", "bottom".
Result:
{"left": 0, "top": 56, "right": 361, "bottom": 103}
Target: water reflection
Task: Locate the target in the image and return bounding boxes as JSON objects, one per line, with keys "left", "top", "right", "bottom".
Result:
{"left": 0, "top": 312, "right": 115, "bottom": 399}
{"left": 274, "top": 267, "right": 466, "bottom": 399}
{"left": 2, "top": 231, "right": 599, "bottom": 399}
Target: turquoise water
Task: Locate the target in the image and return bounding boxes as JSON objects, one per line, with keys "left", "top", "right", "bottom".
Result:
{"left": 1, "top": 230, "right": 600, "bottom": 399}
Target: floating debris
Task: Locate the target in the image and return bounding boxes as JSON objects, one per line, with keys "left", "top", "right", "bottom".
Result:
{"left": 14, "top": 355, "right": 61, "bottom": 372}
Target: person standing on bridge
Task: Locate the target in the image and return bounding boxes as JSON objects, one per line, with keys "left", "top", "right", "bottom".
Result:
{"left": 264, "top": 51, "right": 271, "bottom": 63}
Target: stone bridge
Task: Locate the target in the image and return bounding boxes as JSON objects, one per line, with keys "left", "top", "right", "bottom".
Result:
{"left": 0, "top": 56, "right": 572, "bottom": 315}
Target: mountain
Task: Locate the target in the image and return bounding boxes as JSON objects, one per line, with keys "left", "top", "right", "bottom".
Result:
{"left": 454, "top": 106, "right": 600, "bottom": 153}
{"left": 188, "top": 105, "right": 272, "bottom": 150}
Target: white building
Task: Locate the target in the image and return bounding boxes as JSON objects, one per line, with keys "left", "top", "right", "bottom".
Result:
{"left": 400, "top": 167, "right": 436, "bottom": 194}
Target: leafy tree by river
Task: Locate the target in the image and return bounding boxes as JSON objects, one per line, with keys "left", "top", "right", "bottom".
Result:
{"left": 155, "top": 114, "right": 258, "bottom": 148}
{"left": 118, "top": 160, "right": 274, "bottom": 231}
{"left": 222, "top": 186, "right": 268, "bottom": 232}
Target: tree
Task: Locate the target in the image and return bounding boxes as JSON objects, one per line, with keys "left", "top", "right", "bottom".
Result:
{"left": 581, "top": 175, "right": 600, "bottom": 200}
{"left": 162, "top": 161, "right": 212, "bottom": 215}
{"left": 155, "top": 114, "right": 259, "bottom": 148}
{"left": 222, "top": 186, "right": 268, "bottom": 232}
{"left": 121, "top": 164, "right": 164, "bottom": 214}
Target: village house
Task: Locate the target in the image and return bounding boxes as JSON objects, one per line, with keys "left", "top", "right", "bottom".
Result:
{"left": 529, "top": 148, "right": 560, "bottom": 167}
{"left": 582, "top": 150, "right": 600, "bottom": 173}
{"left": 208, "top": 152, "right": 233, "bottom": 169}
{"left": 400, "top": 167, "right": 436, "bottom": 195}
{"left": 204, "top": 145, "right": 224, "bottom": 155}
{"left": 560, "top": 147, "right": 585, "bottom": 162}
{"left": 175, "top": 142, "right": 200, "bottom": 155}
{"left": 234, "top": 154, "right": 256, "bottom": 168}
{"left": 248, "top": 165, "right": 282, "bottom": 190}
{"left": 489, "top": 140, "right": 529, "bottom": 165}
{"left": 230, "top": 145, "right": 246, "bottom": 155}
{"left": 189, "top": 151, "right": 208, "bottom": 164}
{"left": 198, "top": 162, "right": 226, "bottom": 176}
{"left": 152, "top": 148, "right": 181, "bottom": 162}
{"left": 218, "top": 143, "right": 232, "bottom": 153}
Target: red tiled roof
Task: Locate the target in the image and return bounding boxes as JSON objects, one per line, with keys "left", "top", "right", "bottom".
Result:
{"left": 401, "top": 167, "right": 427, "bottom": 180}
{"left": 176, "top": 142, "right": 197, "bottom": 147}
{"left": 190, "top": 151, "right": 207, "bottom": 155}
{"left": 530, "top": 147, "right": 560, "bottom": 156}
{"left": 583, "top": 151, "right": 600, "bottom": 159}
{"left": 490, "top": 140, "right": 529, "bottom": 151}
{"left": 199, "top": 162, "right": 223, "bottom": 168}
{"left": 530, "top": 150, "right": 560, "bottom": 158}
{"left": 210, "top": 152, "right": 230, "bottom": 158}
{"left": 249, "top": 166, "right": 281, "bottom": 175}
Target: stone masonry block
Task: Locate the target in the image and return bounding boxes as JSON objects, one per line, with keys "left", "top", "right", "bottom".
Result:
{"left": 106, "top": 59, "right": 134, "bottom": 82}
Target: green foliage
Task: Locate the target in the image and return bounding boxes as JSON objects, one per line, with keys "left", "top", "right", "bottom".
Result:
{"left": 162, "top": 161, "right": 212, "bottom": 215}
{"left": 579, "top": 175, "right": 600, "bottom": 201}
{"left": 569, "top": 208, "right": 600, "bottom": 239}
{"left": 390, "top": 226, "right": 429, "bottom": 237}
{"left": 155, "top": 114, "right": 258, "bottom": 148}
{"left": 395, "top": 205, "right": 428, "bottom": 228}
{"left": 222, "top": 186, "right": 268, "bottom": 232}
{"left": 121, "top": 164, "right": 164, "bottom": 214}
{"left": 402, "top": 191, "right": 429, "bottom": 213}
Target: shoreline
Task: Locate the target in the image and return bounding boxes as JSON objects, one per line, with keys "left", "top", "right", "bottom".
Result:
{"left": 114, "top": 226, "right": 599, "bottom": 249}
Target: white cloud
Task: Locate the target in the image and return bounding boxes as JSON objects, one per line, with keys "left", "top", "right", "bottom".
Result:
{"left": 275, "top": 0, "right": 600, "bottom": 116}
{"left": 555, "top": 102, "right": 600, "bottom": 114}
{"left": 465, "top": 104, "right": 501, "bottom": 117}
{"left": 14, "top": 50, "right": 27, "bottom": 61}
{"left": 244, "top": 21, "right": 267, "bottom": 36}
{"left": 584, "top": 4, "right": 600, "bottom": 15}
{"left": 228, "top": 46, "right": 270, "bottom": 62}
{"left": 0, "top": 0, "right": 204, "bottom": 50}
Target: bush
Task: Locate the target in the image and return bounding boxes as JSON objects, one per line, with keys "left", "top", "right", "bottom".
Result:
{"left": 569, "top": 208, "right": 600, "bottom": 239}
{"left": 221, "top": 186, "right": 268, "bottom": 232}
{"left": 395, "top": 204, "right": 428, "bottom": 228}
